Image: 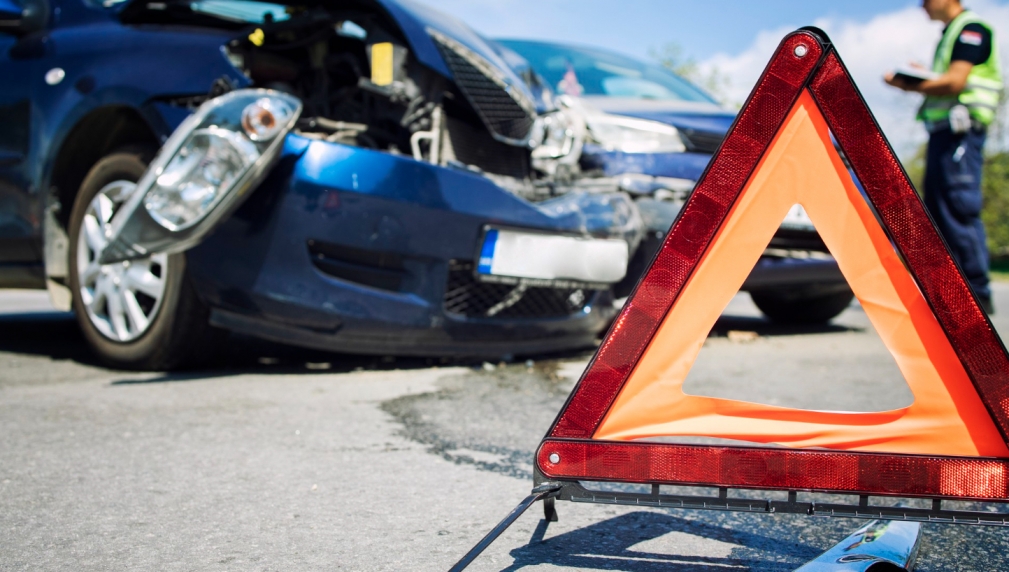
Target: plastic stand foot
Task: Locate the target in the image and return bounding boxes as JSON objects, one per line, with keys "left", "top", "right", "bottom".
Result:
{"left": 543, "top": 496, "right": 558, "bottom": 522}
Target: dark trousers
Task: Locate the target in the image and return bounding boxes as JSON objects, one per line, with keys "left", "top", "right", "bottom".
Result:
{"left": 924, "top": 127, "right": 991, "bottom": 300}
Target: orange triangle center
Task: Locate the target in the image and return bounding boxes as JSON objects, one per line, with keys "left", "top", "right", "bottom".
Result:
{"left": 593, "top": 90, "right": 1008, "bottom": 458}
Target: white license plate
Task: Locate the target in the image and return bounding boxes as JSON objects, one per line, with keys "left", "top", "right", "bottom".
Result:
{"left": 476, "top": 228, "right": 628, "bottom": 285}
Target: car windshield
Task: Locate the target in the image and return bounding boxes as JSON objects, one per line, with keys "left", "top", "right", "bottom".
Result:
{"left": 189, "top": 0, "right": 289, "bottom": 23}
{"left": 497, "top": 40, "right": 716, "bottom": 104}
{"left": 100, "top": 0, "right": 290, "bottom": 22}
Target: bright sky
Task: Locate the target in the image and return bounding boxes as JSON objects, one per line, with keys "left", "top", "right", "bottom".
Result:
{"left": 416, "top": 0, "right": 1009, "bottom": 157}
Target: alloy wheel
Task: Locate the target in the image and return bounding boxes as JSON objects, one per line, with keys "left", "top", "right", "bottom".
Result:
{"left": 76, "top": 180, "right": 170, "bottom": 342}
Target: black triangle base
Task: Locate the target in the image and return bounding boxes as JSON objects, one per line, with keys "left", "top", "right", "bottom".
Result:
{"left": 448, "top": 469, "right": 1009, "bottom": 571}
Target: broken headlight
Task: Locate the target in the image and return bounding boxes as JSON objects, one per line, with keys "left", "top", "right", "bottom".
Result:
{"left": 98, "top": 89, "right": 301, "bottom": 263}
{"left": 145, "top": 93, "right": 299, "bottom": 230}
{"left": 585, "top": 113, "right": 686, "bottom": 154}
{"left": 531, "top": 111, "right": 577, "bottom": 159}
{"left": 530, "top": 97, "right": 587, "bottom": 176}
{"left": 144, "top": 127, "right": 259, "bottom": 230}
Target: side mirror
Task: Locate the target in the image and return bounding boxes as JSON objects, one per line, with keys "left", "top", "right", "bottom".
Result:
{"left": 0, "top": 0, "right": 48, "bottom": 36}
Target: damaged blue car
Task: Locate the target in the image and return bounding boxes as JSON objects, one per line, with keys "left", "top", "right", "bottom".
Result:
{"left": 497, "top": 40, "right": 854, "bottom": 324}
{"left": 0, "top": 0, "right": 643, "bottom": 369}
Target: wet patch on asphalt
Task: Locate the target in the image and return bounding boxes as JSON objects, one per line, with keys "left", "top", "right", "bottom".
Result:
{"left": 381, "top": 360, "right": 576, "bottom": 479}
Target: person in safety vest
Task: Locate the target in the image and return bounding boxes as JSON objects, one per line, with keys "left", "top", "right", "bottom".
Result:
{"left": 885, "top": 0, "right": 1003, "bottom": 314}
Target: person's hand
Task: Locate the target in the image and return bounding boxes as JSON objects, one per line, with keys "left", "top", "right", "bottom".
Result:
{"left": 885, "top": 72, "right": 914, "bottom": 91}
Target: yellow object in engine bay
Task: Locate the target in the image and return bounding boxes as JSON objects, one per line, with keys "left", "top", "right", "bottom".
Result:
{"left": 370, "top": 42, "right": 395, "bottom": 86}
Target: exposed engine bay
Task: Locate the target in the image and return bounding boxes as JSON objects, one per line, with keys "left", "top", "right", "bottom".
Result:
{"left": 127, "top": 1, "right": 595, "bottom": 202}
{"left": 207, "top": 5, "right": 589, "bottom": 198}
{"left": 229, "top": 17, "right": 458, "bottom": 160}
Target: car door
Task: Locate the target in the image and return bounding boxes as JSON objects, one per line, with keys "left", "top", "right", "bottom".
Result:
{"left": 0, "top": 0, "right": 43, "bottom": 281}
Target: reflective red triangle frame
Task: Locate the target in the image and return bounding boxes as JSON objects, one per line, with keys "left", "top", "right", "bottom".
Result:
{"left": 537, "top": 28, "right": 1009, "bottom": 502}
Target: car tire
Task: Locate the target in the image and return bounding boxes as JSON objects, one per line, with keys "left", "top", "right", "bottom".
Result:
{"left": 67, "top": 147, "right": 224, "bottom": 370}
{"left": 749, "top": 287, "right": 855, "bottom": 325}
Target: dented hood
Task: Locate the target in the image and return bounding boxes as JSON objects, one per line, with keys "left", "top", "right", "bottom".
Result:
{"left": 120, "top": 0, "right": 541, "bottom": 109}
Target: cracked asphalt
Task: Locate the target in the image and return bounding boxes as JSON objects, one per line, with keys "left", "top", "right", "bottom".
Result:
{"left": 2, "top": 286, "right": 1008, "bottom": 570}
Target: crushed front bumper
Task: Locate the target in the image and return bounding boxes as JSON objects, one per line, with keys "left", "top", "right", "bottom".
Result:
{"left": 183, "top": 134, "right": 634, "bottom": 357}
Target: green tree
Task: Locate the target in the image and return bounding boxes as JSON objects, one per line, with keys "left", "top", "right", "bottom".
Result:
{"left": 649, "top": 42, "right": 733, "bottom": 106}
{"left": 981, "top": 89, "right": 1009, "bottom": 262}
{"left": 982, "top": 152, "right": 1009, "bottom": 260}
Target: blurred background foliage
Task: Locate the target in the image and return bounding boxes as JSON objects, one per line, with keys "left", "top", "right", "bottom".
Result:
{"left": 984, "top": 101, "right": 1009, "bottom": 268}
{"left": 982, "top": 152, "right": 1009, "bottom": 269}
{"left": 651, "top": 42, "right": 735, "bottom": 107}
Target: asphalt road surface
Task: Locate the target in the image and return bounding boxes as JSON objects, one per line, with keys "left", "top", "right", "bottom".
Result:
{"left": 2, "top": 285, "right": 1009, "bottom": 570}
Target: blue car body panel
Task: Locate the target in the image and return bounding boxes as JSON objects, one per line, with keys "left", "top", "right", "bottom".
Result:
{"left": 33, "top": 25, "right": 248, "bottom": 181}
{"left": 1, "top": 1, "right": 248, "bottom": 247}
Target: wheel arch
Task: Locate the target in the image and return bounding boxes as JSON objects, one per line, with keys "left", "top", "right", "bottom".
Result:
{"left": 43, "top": 105, "right": 163, "bottom": 308}
{"left": 49, "top": 105, "right": 162, "bottom": 230}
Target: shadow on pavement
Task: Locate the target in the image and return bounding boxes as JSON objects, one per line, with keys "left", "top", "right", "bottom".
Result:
{"left": 109, "top": 333, "right": 464, "bottom": 384}
{"left": 711, "top": 314, "right": 861, "bottom": 338}
{"left": 0, "top": 303, "right": 857, "bottom": 382}
{"left": 503, "top": 511, "right": 819, "bottom": 571}
{"left": 0, "top": 310, "right": 460, "bottom": 380}
{"left": 0, "top": 310, "right": 595, "bottom": 383}
{"left": 0, "top": 311, "right": 103, "bottom": 367}
{"left": 109, "top": 335, "right": 598, "bottom": 385}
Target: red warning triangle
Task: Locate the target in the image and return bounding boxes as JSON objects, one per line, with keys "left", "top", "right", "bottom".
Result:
{"left": 537, "top": 29, "right": 1009, "bottom": 501}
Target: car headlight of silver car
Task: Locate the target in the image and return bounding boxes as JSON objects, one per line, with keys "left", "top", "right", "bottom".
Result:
{"left": 585, "top": 113, "right": 686, "bottom": 154}
{"left": 531, "top": 110, "right": 577, "bottom": 159}
{"left": 99, "top": 89, "right": 302, "bottom": 264}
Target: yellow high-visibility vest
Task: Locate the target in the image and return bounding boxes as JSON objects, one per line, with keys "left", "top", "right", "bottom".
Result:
{"left": 918, "top": 10, "right": 1003, "bottom": 127}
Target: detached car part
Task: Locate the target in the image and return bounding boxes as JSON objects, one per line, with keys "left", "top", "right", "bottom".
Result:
{"left": 100, "top": 89, "right": 302, "bottom": 263}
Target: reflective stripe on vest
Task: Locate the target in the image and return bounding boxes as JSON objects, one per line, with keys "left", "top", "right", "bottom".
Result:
{"left": 918, "top": 10, "right": 1003, "bottom": 126}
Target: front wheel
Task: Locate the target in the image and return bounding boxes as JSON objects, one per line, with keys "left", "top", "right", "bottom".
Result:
{"left": 750, "top": 287, "right": 855, "bottom": 325}
{"left": 67, "top": 148, "right": 223, "bottom": 370}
